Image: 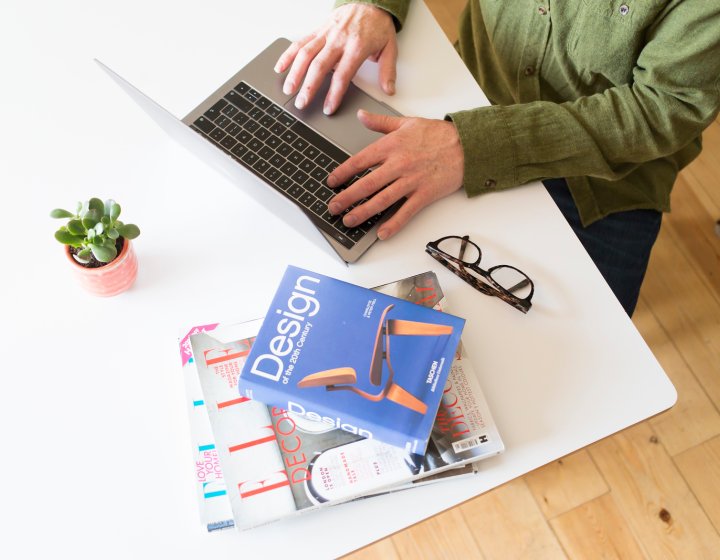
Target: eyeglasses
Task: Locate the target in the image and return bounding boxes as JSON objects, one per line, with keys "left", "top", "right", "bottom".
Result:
{"left": 425, "top": 235, "right": 534, "bottom": 313}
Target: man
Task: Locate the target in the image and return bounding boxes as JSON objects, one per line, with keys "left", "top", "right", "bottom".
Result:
{"left": 274, "top": 1, "right": 720, "bottom": 315}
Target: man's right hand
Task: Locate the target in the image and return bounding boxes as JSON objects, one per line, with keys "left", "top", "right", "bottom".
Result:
{"left": 274, "top": 3, "right": 398, "bottom": 116}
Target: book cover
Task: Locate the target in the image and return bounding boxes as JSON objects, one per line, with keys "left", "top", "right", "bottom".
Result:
{"left": 238, "top": 265, "right": 466, "bottom": 454}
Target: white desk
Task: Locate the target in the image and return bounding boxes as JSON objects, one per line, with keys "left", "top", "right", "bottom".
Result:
{"left": 0, "top": 1, "right": 676, "bottom": 558}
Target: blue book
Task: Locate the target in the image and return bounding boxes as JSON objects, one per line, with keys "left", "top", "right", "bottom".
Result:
{"left": 238, "top": 265, "right": 465, "bottom": 454}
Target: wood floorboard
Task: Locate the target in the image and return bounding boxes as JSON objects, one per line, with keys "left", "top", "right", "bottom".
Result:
{"left": 343, "top": 2, "right": 720, "bottom": 558}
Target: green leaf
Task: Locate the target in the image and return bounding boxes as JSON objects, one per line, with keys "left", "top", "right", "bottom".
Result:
{"left": 82, "top": 209, "right": 101, "bottom": 229}
{"left": 103, "top": 237, "right": 116, "bottom": 249}
{"left": 117, "top": 223, "right": 140, "bottom": 240}
{"left": 91, "top": 243, "right": 117, "bottom": 263}
{"left": 55, "top": 230, "right": 85, "bottom": 245}
{"left": 101, "top": 215, "right": 111, "bottom": 227}
{"left": 88, "top": 198, "right": 104, "bottom": 214}
{"left": 87, "top": 228, "right": 96, "bottom": 241}
{"left": 67, "top": 219, "right": 86, "bottom": 236}
{"left": 50, "top": 208, "right": 74, "bottom": 219}
{"left": 107, "top": 200, "right": 121, "bottom": 220}
{"left": 107, "top": 228, "right": 119, "bottom": 239}
{"left": 75, "top": 201, "right": 83, "bottom": 214}
{"left": 95, "top": 222, "right": 105, "bottom": 235}
{"left": 76, "top": 248, "right": 92, "bottom": 263}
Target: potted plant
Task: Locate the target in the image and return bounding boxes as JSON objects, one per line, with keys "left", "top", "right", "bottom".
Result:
{"left": 50, "top": 197, "right": 141, "bottom": 296}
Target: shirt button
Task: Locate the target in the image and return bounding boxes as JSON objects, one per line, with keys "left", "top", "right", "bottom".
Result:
{"left": 484, "top": 179, "right": 497, "bottom": 188}
{"left": 538, "top": 6, "right": 547, "bottom": 15}
{"left": 619, "top": 4, "right": 630, "bottom": 15}
{"left": 524, "top": 66, "right": 536, "bottom": 76}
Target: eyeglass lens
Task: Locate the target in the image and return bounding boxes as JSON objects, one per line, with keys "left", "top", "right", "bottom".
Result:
{"left": 437, "top": 237, "right": 532, "bottom": 299}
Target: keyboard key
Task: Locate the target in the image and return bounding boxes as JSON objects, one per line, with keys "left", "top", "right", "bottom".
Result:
{"left": 280, "top": 162, "right": 298, "bottom": 176}
{"left": 292, "top": 137, "right": 309, "bottom": 152}
{"left": 264, "top": 167, "right": 282, "bottom": 182}
{"left": 232, "top": 112, "right": 249, "bottom": 126}
{"left": 299, "top": 159, "right": 316, "bottom": 173}
{"left": 259, "top": 114, "right": 275, "bottom": 128}
{"left": 243, "top": 120, "right": 260, "bottom": 133}
{"left": 316, "top": 185, "right": 334, "bottom": 201}
{"left": 244, "top": 88, "right": 261, "bottom": 103}
{"left": 288, "top": 151, "right": 303, "bottom": 165}
{"left": 258, "top": 146, "right": 275, "bottom": 160}
{"left": 276, "top": 176, "right": 293, "bottom": 191}
{"left": 304, "top": 178, "right": 321, "bottom": 193}
{"left": 277, "top": 143, "right": 293, "bottom": 157}
{"left": 292, "top": 170, "right": 309, "bottom": 185}
{"left": 310, "top": 199, "right": 327, "bottom": 216}
{"left": 225, "top": 123, "right": 242, "bottom": 136}
{"left": 253, "top": 159, "right": 270, "bottom": 174}
{"left": 210, "top": 128, "right": 226, "bottom": 142}
{"left": 281, "top": 130, "right": 298, "bottom": 144}
{"left": 231, "top": 144, "right": 248, "bottom": 158}
{"left": 256, "top": 96, "right": 272, "bottom": 110}
{"left": 233, "top": 82, "right": 249, "bottom": 95}
{"left": 235, "top": 129, "right": 252, "bottom": 143}
{"left": 220, "top": 135, "right": 237, "bottom": 150}
{"left": 241, "top": 151, "right": 259, "bottom": 166}
{"left": 225, "top": 90, "right": 253, "bottom": 112}
{"left": 269, "top": 154, "right": 285, "bottom": 168}
{"left": 311, "top": 167, "right": 328, "bottom": 181}
{"left": 277, "top": 112, "right": 296, "bottom": 127}
{"left": 304, "top": 145, "right": 320, "bottom": 159}
{"left": 254, "top": 127, "right": 270, "bottom": 141}
{"left": 269, "top": 122, "right": 286, "bottom": 136}
{"left": 194, "top": 117, "right": 215, "bottom": 134}
{"left": 287, "top": 183, "right": 304, "bottom": 199}
{"left": 248, "top": 107, "right": 264, "bottom": 120}
{"left": 204, "top": 99, "right": 228, "bottom": 121}
{"left": 299, "top": 192, "right": 317, "bottom": 208}
{"left": 266, "top": 134, "right": 281, "bottom": 149}
{"left": 267, "top": 104, "right": 283, "bottom": 118}
{"left": 221, "top": 104, "right": 239, "bottom": 118}
{"left": 247, "top": 138, "right": 263, "bottom": 152}
{"left": 215, "top": 116, "right": 232, "bottom": 128}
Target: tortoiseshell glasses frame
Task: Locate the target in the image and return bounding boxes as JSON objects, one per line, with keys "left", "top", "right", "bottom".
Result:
{"left": 425, "top": 235, "right": 534, "bottom": 313}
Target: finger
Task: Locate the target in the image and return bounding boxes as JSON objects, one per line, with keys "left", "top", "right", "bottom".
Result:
{"left": 326, "top": 141, "right": 387, "bottom": 189}
{"left": 296, "top": 43, "right": 346, "bottom": 110}
{"left": 274, "top": 34, "right": 316, "bottom": 74}
{"left": 341, "top": 177, "right": 411, "bottom": 228}
{"left": 357, "top": 109, "right": 405, "bottom": 134}
{"left": 377, "top": 38, "right": 398, "bottom": 95}
{"left": 376, "top": 191, "right": 430, "bottom": 240}
{"left": 322, "top": 48, "right": 367, "bottom": 115}
{"left": 283, "top": 35, "right": 327, "bottom": 97}
{"left": 328, "top": 164, "right": 398, "bottom": 215}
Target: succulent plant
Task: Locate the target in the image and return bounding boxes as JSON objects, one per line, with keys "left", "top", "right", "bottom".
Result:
{"left": 50, "top": 198, "right": 140, "bottom": 264}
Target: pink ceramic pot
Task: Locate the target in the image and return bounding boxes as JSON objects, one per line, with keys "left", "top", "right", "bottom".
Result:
{"left": 65, "top": 239, "right": 138, "bottom": 297}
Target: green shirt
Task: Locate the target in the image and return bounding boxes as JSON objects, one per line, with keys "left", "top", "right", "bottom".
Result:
{"left": 336, "top": 0, "right": 720, "bottom": 225}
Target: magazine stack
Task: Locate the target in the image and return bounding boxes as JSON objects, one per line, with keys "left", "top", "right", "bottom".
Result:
{"left": 178, "top": 268, "right": 504, "bottom": 531}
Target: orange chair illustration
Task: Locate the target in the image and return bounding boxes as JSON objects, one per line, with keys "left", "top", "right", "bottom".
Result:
{"left": 296, "top": 304, "right": 454, "bottom": 414}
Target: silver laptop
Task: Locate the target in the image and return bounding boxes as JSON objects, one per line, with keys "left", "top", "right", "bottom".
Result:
{"left": 97, "top": 38, "right": 402, "bottom": 263}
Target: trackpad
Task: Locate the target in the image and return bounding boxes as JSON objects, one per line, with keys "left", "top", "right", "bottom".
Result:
{"left": 284, "top": 75, "right": 401, "bottom": 155}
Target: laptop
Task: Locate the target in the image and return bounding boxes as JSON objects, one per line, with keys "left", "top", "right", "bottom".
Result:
{"left": 97, "top": 38, "right": 403, "bottom": 263}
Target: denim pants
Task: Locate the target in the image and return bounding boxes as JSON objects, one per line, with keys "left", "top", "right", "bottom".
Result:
{"left": 543, "top": 178, "right": 662, "bottom": 316}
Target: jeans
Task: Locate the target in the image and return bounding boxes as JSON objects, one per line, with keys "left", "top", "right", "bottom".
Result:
{"left": 543, "top": 178, "right": 662, "bottom": 316}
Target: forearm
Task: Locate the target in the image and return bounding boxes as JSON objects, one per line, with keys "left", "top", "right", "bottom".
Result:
{"left": 449, "top": 0, "right": 720, "bottom": 196}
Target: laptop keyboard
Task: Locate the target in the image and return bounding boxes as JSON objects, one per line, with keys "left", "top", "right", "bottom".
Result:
{"left": 190, "top": 81, "right": 385, "bottom": 249}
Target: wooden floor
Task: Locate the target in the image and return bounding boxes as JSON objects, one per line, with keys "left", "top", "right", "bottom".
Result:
{"left": 345, "top": 2, "right": 720, "bottom": 558}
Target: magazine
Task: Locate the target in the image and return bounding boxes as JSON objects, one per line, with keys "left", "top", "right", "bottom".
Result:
{"left": 178, "top": 271, "right": 503, "bottom": 531}
{"left": 238, "top": 265, "right": 466, "bottom": 454}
